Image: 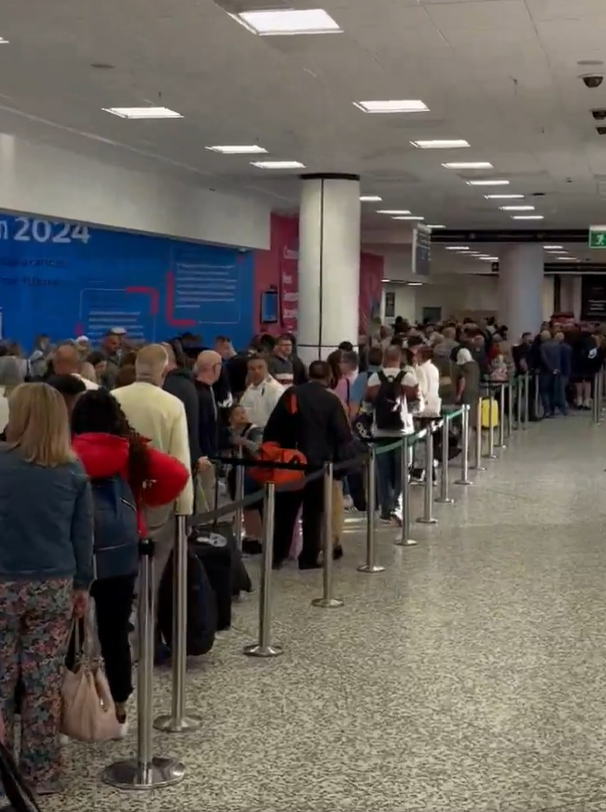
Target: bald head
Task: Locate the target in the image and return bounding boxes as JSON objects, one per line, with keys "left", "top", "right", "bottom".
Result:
{"left": 135, "top": 343, "right": 168, "bottom": 386}
{"left": 196, "top": 350, "right": 222, "bottom": 385}
{"left": 53, "top": 342, "right": 79, "bottom": 375}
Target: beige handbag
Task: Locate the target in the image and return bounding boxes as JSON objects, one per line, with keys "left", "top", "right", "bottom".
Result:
{"left": 61, "top": 615, "right": 121, "bottom": 743}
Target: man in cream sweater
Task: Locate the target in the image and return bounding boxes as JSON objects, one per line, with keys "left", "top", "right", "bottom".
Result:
{"left": 113, "top": 343, "right": 193, "bottom": 592}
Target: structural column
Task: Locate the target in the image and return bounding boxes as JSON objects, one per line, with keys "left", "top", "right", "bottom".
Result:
{"left": 498, "top": 244, "right": 544, "bottom": 340}
{"left": 297, "top": 173, "right": 361, "bottom": 364}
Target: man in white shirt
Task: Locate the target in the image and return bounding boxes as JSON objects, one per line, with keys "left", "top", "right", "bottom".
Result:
{"left": 239, "top": 354, "right": 284, "bottom": 428}
{"left": 113, "top": 343, "right": 193, "bottom": 594}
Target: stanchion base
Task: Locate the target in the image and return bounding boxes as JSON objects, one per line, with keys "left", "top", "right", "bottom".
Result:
{"left": 483, "top": 454, "right": 498, "bottom": 460}
{"left": 153, "top": 713, "right": 202, "bottom": 733}
{"left": 435, "top": 497, "right": 454, "bottom": 505}
{"left": 102, "top": 757, "right": 185, "bottom": 791}
{"left": 311, "top": 596, "right": 344, "bottom": 608}
{"left": 471, "top": 465, "right": 487, "bottom": 472}
{"left": 357, "top": 563, "right": 386, "bottom": 573}
{"left": 416, "top": 517, "right": 438, "bottom": 525}
{"left": 243, "top": 643, "right": 284, "bottom": 658}
{"left": 495, "top": 444, "right": 507, "bottom": 450}
{"left": 394, "top": 538, "right": 417, "bottom": 547}
{"left": 454, "top": 479, "right": 472, "bottom": 486}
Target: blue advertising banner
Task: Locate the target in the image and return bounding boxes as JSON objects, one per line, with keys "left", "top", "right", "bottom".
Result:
{"left": 0, "top": 213, "right": 254, "bottom": 349}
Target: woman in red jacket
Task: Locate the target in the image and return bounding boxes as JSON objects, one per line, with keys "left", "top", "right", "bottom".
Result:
{"left": 70, "top": 390, "right": 188, "bottom": 736}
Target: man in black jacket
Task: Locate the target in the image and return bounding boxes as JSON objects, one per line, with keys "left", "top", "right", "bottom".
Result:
{"left": 263, "top": 360, "right": 352, "bottom": 569}
{"left": 162, "top": 342, "right": 200, "bottom": 470}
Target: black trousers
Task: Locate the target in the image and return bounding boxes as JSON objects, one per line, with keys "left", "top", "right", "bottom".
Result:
{"left": 272, "top": 475, "right": 324, "bottom": 565}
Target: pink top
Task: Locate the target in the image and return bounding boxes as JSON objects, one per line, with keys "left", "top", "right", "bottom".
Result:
{"left": 334, "top": 372, "right": 358, "bottom": 406}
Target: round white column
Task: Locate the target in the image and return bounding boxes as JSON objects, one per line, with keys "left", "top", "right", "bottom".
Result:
{"left": 498, "top": 244, "right": 544, "bottom": 340}
{"left": 297, "top": 173, "right": 361, "bottom": 364}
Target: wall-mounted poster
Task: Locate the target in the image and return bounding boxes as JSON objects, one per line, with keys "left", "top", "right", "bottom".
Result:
{"left": 581, "top": 275, "right": 606, "bottom": 321}
{"left": 385, "top": 290, "right": 395, "bottom": 318}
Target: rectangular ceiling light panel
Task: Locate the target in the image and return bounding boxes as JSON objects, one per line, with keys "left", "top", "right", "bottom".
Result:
{"left": 206, "top": 145, "right": 267, "bottom": 154}
{"left": 442, "top": 162, "right": 493, "bottom": 169}
{"left": 512, "top": 215, "right": 544, "bottom": 220}
{"left": 393, "top": 215, "right": 424, "bottom": 220}
{"left": 230, "top": 8, "right": 342, "bottom": 35}
{"left": 377, "top": 209, "right": 411, "bottom": 215}
{"left": 499, "top": 205, "right": 535, "bottom": 211}
{"left": 484, "top": 194, "right": 523, "bottom": 199}
{"left": 251, "top": 160, "right": 305, "bottom": 169}
{"left": 360, "top": 195, "right": 382, "bottom": 202}
{"left": 355, "top": 100, "right": 429, "bottom": 114}
{"left": 467, "top": 179, "right": 509, "bottom": 186}
{"left": 102, "top": 107, "right": 183, "bottom": 119}
{"left": 411, "top": 140, "right": 470, "bottom": 149}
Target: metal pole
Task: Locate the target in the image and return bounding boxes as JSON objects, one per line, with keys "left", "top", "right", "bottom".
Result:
{"left": 593, "top": 372, "right": 602, "bottom": 424}
{"left": 515, "top": 377, "right": 521, "bottom": 430}
{"left": 154, "top": 517, "right": 201, "bottom": 733}
{"left": 395, "top": 433, "right": 417, "bottom": 546}
{"left": 455, "top": 404, "right": 472, "bottom": 485}
{"left": 435, "top": 417, "right": 454, "bottom": 504}
{"left": 233, "top": 447, "right": 245, "bottom": 551}
{"left": 472, "top": 398, "right": 487, "bottom": 471}
{"left": 523, "top": 373, "right": 530, "bottom": 429}
{"left": 506, "top": 381, "right": 513, "bottom": 438}
{"left": 534, "top": 371, "right": 541, "bottom": 419}
{"left": 244, "top": 483, "right": 283, "bottom": 657}
{"left": 358, "top": 445, "right": 385, "bottom": 573}
{"left": 417, "top": 424, "right": 438, "bottom": 525}
{"left": 496, "top": 384, "right": 506, "bottom": 449}
{"left": 312, "top": 463, "right": 344, "bottom": 608}
{"left": 485, "top": 388, "right": 497, "bottom": 459}
{"left": 103, "top": 540, "right": 185, "bottom": 790}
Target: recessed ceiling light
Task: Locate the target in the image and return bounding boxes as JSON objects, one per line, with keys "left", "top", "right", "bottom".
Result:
{"left": 354, "top": 100, "right": 429, "bottom": 114}
{"left": 512, "top": 215, "right": 544, "bottom": 220}
{"left": 229, "top": 8, "right": 342, "bottom": 36}
{"left": 499, "top": 205, "right": 535, "bottom": 211}
{"left": 441, "top": 162, "right": 493, "bottom": 169}
{"left": 408, "top": 282, "right": 423, "bottom": 286}
{"left": 445, "top": 246, "right": 469, "bottom": 250}
{"left": 250, "top": 160, "right": 305, "bottom": 169}
{"left": 102, "top": 107, "right": 183, "bottom": 119}
{"left": 467, "top": 179, "right": 509, "bottom": 186}
{"left": 393, "top": 215, "right": 425, "bottom": 220}
{"left": 484, "top": 194, "right": 524, "bottom": 199}
{"left": 377, "top": 209, "right": 411, "bottom": 215}
{"left": 360, "top": 195, "right": 382, "bottom": 202}
{"left": 411, "top": 139, "right": 470, "bottom": 149}
{"left": 427, "top": 224, "right": 445, "bottom": 229}
{"left": 206, "top": 145, "right": 267, "bottom": 154}
{"left": 544, "top": 245, "right": 564, "bottom": 249}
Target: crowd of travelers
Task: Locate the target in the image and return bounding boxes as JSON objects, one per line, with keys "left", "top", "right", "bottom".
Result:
{"left": 0, "top": 313, "right": 603, "bottom": 806}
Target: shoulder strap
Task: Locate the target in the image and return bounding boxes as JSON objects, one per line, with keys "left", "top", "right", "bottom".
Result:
{"left": 394, "top": 370, "right": 405, "bottom": 385}
{"left": 377, "top": 370, "right": 388, "bottom": 384}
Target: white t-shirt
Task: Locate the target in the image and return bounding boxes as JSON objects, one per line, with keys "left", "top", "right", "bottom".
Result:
{"left": 367, "top": 366, "right": 416, "bottom": 437}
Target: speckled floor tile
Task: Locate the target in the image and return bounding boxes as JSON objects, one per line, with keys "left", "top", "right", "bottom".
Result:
{"left": 40, "top": 418, "right": 606, "bottom": 812}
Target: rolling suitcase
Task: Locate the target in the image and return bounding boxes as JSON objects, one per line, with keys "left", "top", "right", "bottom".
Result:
{"left": 189, "top": 533, "right": 233, "bottom": 631}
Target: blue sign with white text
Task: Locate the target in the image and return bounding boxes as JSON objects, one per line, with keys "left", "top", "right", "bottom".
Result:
{"left": 0, "top": 213, "right": 254, "bottom": 349}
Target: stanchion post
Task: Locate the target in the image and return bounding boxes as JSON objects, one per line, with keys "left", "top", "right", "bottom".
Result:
{"left": 417, "top": 423, "right": 438, "bottom": 525}
{"left": 312, "top": 462, "right": 344, "bottom": 608}
{"left": 103, "top": 539, "right": 185, "bottom": 789}
{"left": 472, "top": 398, "right": 487, "bottom": 472}
{"left": 244, "top": 482, "right": 283, "bottom": 657}
{"left": 523, "top": 373, "right": 530, "bottom": 429}
{"left": 435, "top": 416, "right": 454, "bottom": 504}
{"left": 395, "top": 433, "right": 417, "bottom": 546}
{"left": 593, "top": 372, "right": 602, "bottom": 424}
{"left": 533, "top": 371, "right": 541, "bottom": 419}
{"left": 358, "top": 445, "right": 385, "bottom": 573}
{"left": 233, "top": 447, "right": 245, "bottom": 551}
{"left": 496, "top": 384, "right": 506, "bottom": 449}
{"left": 506, "top": 381, "right": 513, "bottom": 438}
{"left": 516, "top": 376, "right": 522, "bottom": 430}
{"left": 154, "top": 517, "right": 201, "bottom": 733}
{"left": 455, "top": 404, "right": 472, "bottom": 485}
{"left": 485, "top": 387, "right": 497, "bottom": 459}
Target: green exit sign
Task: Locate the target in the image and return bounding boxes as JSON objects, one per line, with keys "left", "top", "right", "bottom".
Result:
{"left": 589, "top": 226, "right": 606, "bottom": 248}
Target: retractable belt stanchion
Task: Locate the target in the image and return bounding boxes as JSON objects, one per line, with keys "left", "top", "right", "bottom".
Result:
{"left": 485, "top": 387, "right": 497, "bottom": 460}
{"left": 523, "top": 373, "right": 530, "bottom": 429}
{"left": 233, "top": 447, "right": 245, "bottom": 552}
{"left": 358, "top": 445, "right": 385, "bottom": 573}
{"left": 312, "top": 462, "right": 344, "bottom": 608}
{"left": 455, "top": 404, "right": 472, "bottom": 486}
{"left": 154, "top": 516, "right": 201, "bottom": 734}
{"left": 515, "top": 376, "right": 523, "bottom": 431}
{"left": 417, "top": 423, "right": 438, "bottom": 525}
{"left": 472, "top": 398, "right": 487, "bottom": 472}
{"left": 103, "top": 539, "right": 185, "bottom": 790}
{"left": 244, "top": 482, "right": 283, "bottom": 657}
{"left": 435, "top": 416, "right": 454, "bottom": 505}
{"left": 593, "top": 372, "right": 602, "bottom": 424}
{"left": 506, "top": 381, "right": 513, "bottom": 438}
{"left": 496, "top": 384, "right": 506, "bottom": 449}
{"left": 395, "top": 432, "right": 417, "bottom": 547}
{"left": 533, "top": 372, "right": 541, "bottom": 420}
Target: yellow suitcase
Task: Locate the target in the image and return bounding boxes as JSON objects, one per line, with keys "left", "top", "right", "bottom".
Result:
{"left": 480, "top": 397, "right": 499, "bottom": 429}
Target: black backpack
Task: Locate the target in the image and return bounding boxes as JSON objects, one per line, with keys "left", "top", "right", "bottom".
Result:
{"left": 374, "top": 370, "right": 405, "bottom": 431}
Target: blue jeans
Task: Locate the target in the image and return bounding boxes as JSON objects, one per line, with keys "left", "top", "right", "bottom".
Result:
{"left": 375, "top": 446, "right": 402, "bottom": 518}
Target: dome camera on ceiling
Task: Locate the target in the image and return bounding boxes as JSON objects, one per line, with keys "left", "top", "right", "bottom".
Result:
{"left": 582, "top": 74, "right": 604, "bottom": 88}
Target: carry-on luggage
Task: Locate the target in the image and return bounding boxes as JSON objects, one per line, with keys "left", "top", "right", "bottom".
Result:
{"left": 189, "top": 534, "right": 233, "bottom": 631}
{"left": 158, "top": 547, "right": 217, "bottom": 656}
{"left": 192, "top": 520, "right": 252, "bottom": 596}
{"left": 480, "top": 397, "right": 500, "bottom": 429}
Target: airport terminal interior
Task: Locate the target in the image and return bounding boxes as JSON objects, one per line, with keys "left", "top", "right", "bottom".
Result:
{"left": 2, "top": 1, "right": 606, "bottom": 811}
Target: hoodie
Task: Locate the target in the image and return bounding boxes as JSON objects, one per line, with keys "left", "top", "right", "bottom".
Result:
{"left": 72, "top": 432, "right": 189, "bottom": 540}
{"left": 163, "top": 367, "right": 201, "bottom": 467}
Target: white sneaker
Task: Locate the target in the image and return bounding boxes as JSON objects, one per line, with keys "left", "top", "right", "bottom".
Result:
{"left": 59, "top": 734, "right": 70, "bottom": 746}
{"left": 114, "top": 718, "right": 129, "bottom": 739}
{"left": 343, "top": 494, "right": 353, "bottom": 509}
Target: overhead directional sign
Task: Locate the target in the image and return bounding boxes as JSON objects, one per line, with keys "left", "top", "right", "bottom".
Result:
{"left": 433, "top": 229, "right": 588, "bottom": 244}
{"left": 589, "top": 226, "right": 606, "bottom": 249}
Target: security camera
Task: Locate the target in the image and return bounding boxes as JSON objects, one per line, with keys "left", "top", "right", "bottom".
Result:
{"left": 582, "top": 74, "right": 604, "bottom": 88}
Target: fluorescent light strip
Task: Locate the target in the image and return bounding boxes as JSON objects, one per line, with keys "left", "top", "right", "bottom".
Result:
{"left": 499, "top": 205, "right": 535, "bottom": 211}
{"left": 544, "top": 245, "right": 564, "bottom": 249}
{"left": 354, "top": 100, "right": 429, "bottom": 114}
{"left": 377, "top": 209, "right": 411, "bottom": 215}
{"left": 250, "top": 160, "right": 305, "bottom": 169}
{"left": 102, "top": 107, "right": 182, "bottom": 119}
{"left": 229, "top": 8, "right": 342, "bottom": 36}
{"left": 411, "top": 139, "right": 470, "bottom": 149}
{"left": 408, "top": 282, "right": 423, "bottom": 286}
{"left": 442, "top": 162, "right": 493, "bottom": 169}
{"left": 467, "top": 179, "right": 509, "bottom": 186}
{"left": 393, "top": 215, "right": 424, "bottom": 220}
{"left": 479, "top": 256, "right": 498, "bottom": 261}
{"left": 360, "top": 195, "right": 382, "bottom": 202}
{"left": 512, "top": 215, "right": 544, "bottom": 220}
{"left": 206, "top": 145, "right": 267, "bottom": 154}
{"left": 484, "top": 194, "right": 524, "bottom": 199}
{"left": 427, "top": 224, "right": 445, "bottom": 229}
{"left": 445, "top": 246, "right": 469, "bottom": 250}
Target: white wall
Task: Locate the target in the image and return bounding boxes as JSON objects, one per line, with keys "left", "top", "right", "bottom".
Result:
{"left": 0, "top": 133, "right": 271, "bottom": 249}
{"left": 382, "top": 284, "right": 416, "bottom": 323}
